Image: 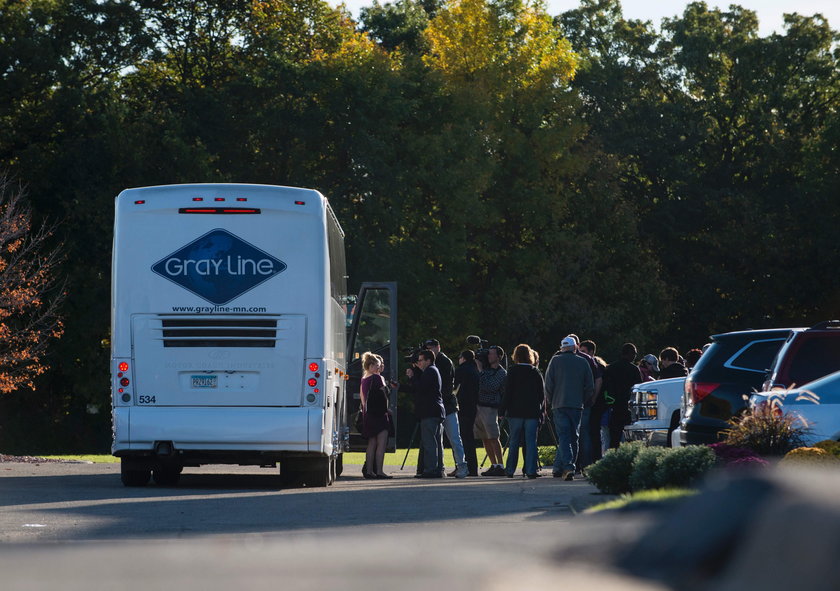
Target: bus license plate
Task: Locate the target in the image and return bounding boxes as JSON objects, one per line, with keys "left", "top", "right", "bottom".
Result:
{"left": 192, "top": 375, "right": 217, "bottom": 389}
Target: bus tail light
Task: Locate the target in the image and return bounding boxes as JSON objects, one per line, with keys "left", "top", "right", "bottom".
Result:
{"left": 305, "top": 360, "right": 325, "bottom": 406}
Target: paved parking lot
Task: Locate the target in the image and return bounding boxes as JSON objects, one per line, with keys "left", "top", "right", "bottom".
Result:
{"left": 0, "top": 459, "right": 661, "bottom": 590}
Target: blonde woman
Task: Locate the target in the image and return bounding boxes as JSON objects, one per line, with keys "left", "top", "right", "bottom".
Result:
{"left": 361, "top": 352, "right": 393, "bottom": 479}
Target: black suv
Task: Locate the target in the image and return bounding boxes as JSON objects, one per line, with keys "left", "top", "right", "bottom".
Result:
{"left": 680, "top": 328, "right": 797, "bottom": 445}
{"left": 762, "top": 320, "right": 840, "bottom": 391}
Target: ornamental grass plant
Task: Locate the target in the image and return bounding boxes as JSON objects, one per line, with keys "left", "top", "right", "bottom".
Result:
{"left": 721, "top": 401, "right": 809, "bottom": 456}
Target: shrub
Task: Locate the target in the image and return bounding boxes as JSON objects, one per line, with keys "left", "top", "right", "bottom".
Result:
{"left": 585, "top": 441, "right": 646, "bottom": 494}
{"left": 538, "top": 445, "right": 555, "bottom": 468}
{"left": 629, "top": 447, "right": 674, "bottom": 492}
{"left": 721, "top": 403, "right": 809, "bottom": 456}
{"left": 708, "top": 442, "right": 763, "bottom": 465}
{"left": 727, "top": 456, "right": 769, "bottom": 469}
{"left": 813, "top": 440, "right": 840, "bottom": 458}
{"left": 655, "top": 445, "right": 716, "bottom": 488}
{"left": 780, "top": 446, "right": 840, "bottom": 466}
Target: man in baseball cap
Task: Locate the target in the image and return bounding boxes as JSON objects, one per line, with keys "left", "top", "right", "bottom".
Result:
{"left": 544, "top": 335, "right": 594, "bottom": 480}
{"left": 639, "top": 353, "right": 659, "bottom": 381}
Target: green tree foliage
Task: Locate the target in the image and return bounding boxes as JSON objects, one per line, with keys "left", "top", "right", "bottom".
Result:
{"left": 560, "top": 0, "right": 840, "bottom": 348}
{"left": 361, "top": 0, "right": 437, "bottom": 52}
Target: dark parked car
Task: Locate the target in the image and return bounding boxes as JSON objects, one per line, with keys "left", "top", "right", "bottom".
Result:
{"left": 762, "top": 320, "right": 840, "bottom": 391}
{"left": 680, "top": 327, "right": 797, "bottom": 445}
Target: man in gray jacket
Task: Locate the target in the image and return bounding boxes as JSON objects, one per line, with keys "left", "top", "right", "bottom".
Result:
{"left": 544, "top": 336, "right": 595, "bottom": 480}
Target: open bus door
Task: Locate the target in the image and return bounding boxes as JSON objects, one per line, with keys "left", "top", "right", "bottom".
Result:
{"left": 346, "top": 282, "right": 397, "bottom": 452}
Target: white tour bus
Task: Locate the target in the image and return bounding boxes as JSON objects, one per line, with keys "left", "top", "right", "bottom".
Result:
{"left": 111, "top": 183, "right": 396, "bottom": 487}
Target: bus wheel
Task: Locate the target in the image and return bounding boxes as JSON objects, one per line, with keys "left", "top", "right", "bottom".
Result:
{"left": 153, "top": 465, "right": 182, "bottom": 486}
{"left": 328, "top": 455, "right": 337, "bottom": 485}
{"left": 280, "top": 463, "right": 302, "bottom": 488}
{"left": 121, "top": 460, "right": 151, "bottom": 487}
{"left": 303, "top": 458, "right": 330, "bottom": 488}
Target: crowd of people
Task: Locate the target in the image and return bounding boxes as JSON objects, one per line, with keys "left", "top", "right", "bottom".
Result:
{"left": 356, "top": 336, "right": 704, "bottom": 480}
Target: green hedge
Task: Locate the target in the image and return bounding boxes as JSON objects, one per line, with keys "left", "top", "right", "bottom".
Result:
{"left": 586, "top": 442, "right": 715, "bottom": 494}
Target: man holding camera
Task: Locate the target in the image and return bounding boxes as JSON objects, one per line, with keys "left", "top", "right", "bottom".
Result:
{"left": 475, "top": 346, "right": 507, "bottom": 476}
{"left": 425, "top": 339, "right": 468, "bottom": 479}
{"left": 406, "top": 349, "right": 447, "bottom": 477}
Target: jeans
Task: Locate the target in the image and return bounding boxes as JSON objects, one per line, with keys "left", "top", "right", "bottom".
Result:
{"left": 443, "top": 412, "right": 467, "bottom": 469}
{"left": 577, "top": 407, "right": 592, "bottom": 469}
{"left": 420, "top": 417, "right": 444, "bottom": 475}
{"left": 505, "top": 417, "right": 539, "bottom": 475}
{"left": 458, "top": 412, "right": 478, "bottom": 475}
{"left": 552, "top": 407, "right": 582, "bottom": 473}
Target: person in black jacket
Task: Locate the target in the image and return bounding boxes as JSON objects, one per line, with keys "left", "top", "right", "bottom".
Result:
{"left": 603, "top": 343, "right": 643, "bottom": 448}
{"left": 454, "top": 350, "right": 480, "bottom": 476}
{"left": 403, "top": 349, "right": 446, "bottom": 477}
{"left": 425, "top": 339, "right": 467, "bottom": 478}
{"left": 499, "top": 344, "right": 545, "bottom": 478}
{"left": 659, "top": 347, "right": 688, "bottom": 379}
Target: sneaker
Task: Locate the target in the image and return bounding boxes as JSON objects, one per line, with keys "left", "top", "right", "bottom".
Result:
{"left": 448, "top": 468, "right": 458, "bottom": 477}
{"left": 526, "top": 473, "right": 541, "bottom": 479}
{"left": 455, "top": 465, "right": 468, "bottom": 479}
{"left": 505, "top": 472, "right": 514, "bottom": 478}
{"left": 482, "top": 465, "right": 503, "bottom": 477}
{"left": 562, "top": 470, "right": 574, "bottom": 481}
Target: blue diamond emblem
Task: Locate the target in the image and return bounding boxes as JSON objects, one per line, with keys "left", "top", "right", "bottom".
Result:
{"left": 152, "top": 229, "right": 286, "bottom": 305}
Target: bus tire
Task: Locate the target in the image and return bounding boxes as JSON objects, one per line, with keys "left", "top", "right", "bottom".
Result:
{"left": 153, "top": 465, "right": 182, "bottom": 486}
{"left": 280, "top": 463, "right": 303, "bottom": 488}
{"left": 303, "top": 457, "right": 331, "bottom": 488}
{"left": 121, "top": 460, "right": 151, "bottom": 487}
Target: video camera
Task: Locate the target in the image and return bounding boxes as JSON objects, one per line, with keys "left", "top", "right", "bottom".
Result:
{"left": 466, "top": 335, "right": 490, "bottom": 366}
{"left": 403, "top": 343, "right": 425, "bottom": 364}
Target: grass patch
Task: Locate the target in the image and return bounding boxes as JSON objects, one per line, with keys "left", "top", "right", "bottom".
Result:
{"left": 43, "top": 449, "right": 495, "bottom": 468}
{"left": 585, "top": 488, "right": 698, "bottom": 513}
{"left": 42, "top": 455, "right": 119, "bottom": 463}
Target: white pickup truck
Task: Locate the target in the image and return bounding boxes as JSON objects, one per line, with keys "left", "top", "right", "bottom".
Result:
{"left": 626, "top": 377, "right": 687, "bottom": 447}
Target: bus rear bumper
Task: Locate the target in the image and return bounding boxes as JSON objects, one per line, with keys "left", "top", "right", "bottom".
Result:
{"left": 112, "top": 406, "right": 325, "bottom": 456}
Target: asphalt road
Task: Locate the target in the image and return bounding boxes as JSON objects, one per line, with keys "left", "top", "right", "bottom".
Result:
{"left": 0, "top": 460, "right": 661, "bottom": 590}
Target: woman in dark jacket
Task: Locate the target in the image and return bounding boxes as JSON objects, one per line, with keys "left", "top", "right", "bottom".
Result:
{"left": 499, "top": 344, "right": 546, "bottom": 478}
